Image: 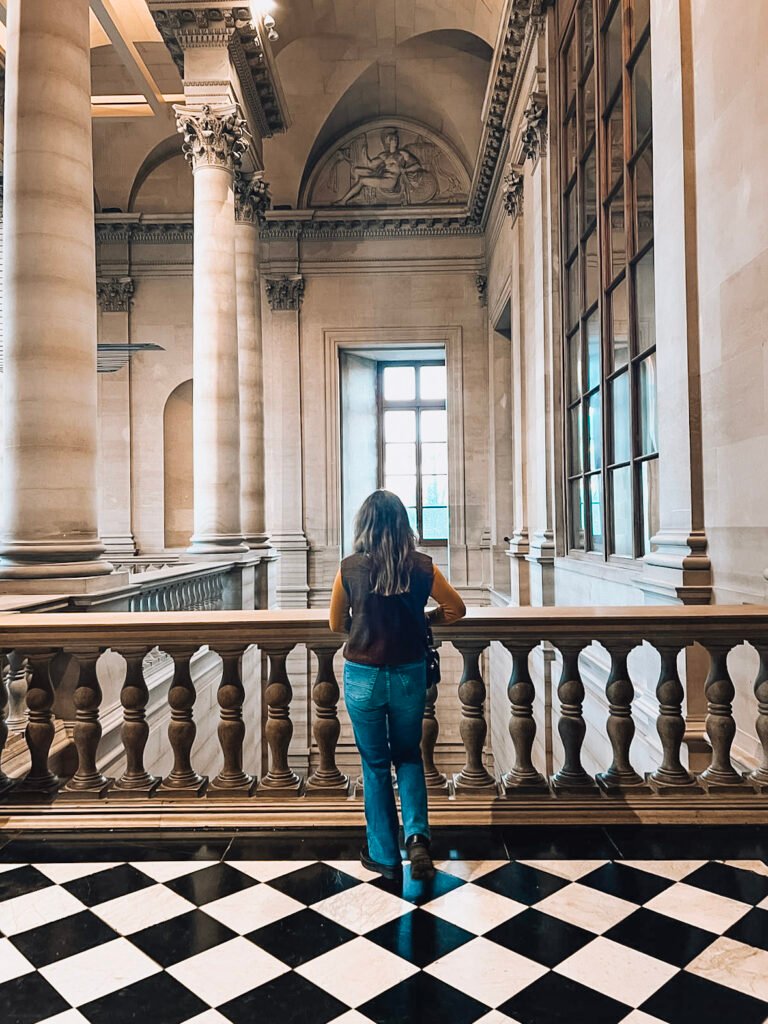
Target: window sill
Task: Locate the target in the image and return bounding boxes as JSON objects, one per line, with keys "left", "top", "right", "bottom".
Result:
{"left": 555, "top": 552, "right": 646, "bottom": 585}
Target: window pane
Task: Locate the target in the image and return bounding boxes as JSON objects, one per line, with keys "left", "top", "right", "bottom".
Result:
{"left": 635, "top": 247, "right": 656, "bottom": 352}
{"left": 581, "top": 1, "right": 594, "bottom": 67}
{"left": 384, "top": 442, "right": 416, "bottom": 475}
{"left": 608, "top": 187, "right": 626, "bottom": 281}
{"left": 634, "top": 0, "right": 650, "bottom": 45}
{"left": 583, "top": 66, "right": 596, "bottom": 144}
{"left": 422, "top": 441, "right": 447, "bottom": 474}
{"left": 632, "top": 42, "right": 652, "bottom": 146}
{"left": 587, "top": 392, "right": 602, "bottom": 470}
{"left": 634, "top": 143, "right": 654, "bottom": 249}
{"left": 567, "top": 258, "right": 580, "bottom": 328}
{"left": 588, "top": 473, "right": 604, "bottom": 552}
{"left": 610, "top": 278, "right": 630, "bottom": 370}
{"left": 422, "top": 506, "right": 448, "bottom": 541}
{"left": 570, "top": 478, "right": 585, "bottom": 549}
{"left": 422, "top": 474, "right": 448, "bottom": 507}
{"left": 584, "top": 146, "right": 597, "bottom": 224}
{"left": 640, "top": 456, "right": 660, "bottom": 554}
{"left": 565, "top": 183, "right": 578, "bottom": 254}
{"left": 604, "top": 5, "right": 623, "bottom": 101}
{"left": 383, "top": 366, "right": 415, "bottom": 401}
{"left": 419, "top": 364, "right": 446, "bottom": 400}
{"left": 586, "top": 309, "right": 601, "bottom": 391}
{"left": 569, "top": 404, "right": 583, "bottom": 474}
{"left": 420, "top": 409, "right": 447, "bottom": 443}
{"left": 384, "top": 409, "right": 415, "bottom": 442}
{"left": 608, "top": 102, "right": 624, "bottom": 190}
{"left": 385, "top": 474, "right": 416, "bottom": 507}
{"left": 584, "top": 229, "right": 599, "bottom": 309}
{"left": 565, "top": 31, "right": 577, "bottom": 103}
{"left": 639, "top": 353, "right": 658, "bottom": 455}
{"left": 406, "top": 507, "right": 418, "bottom": 533}
{"left": 610, "top": 465, "right": 633, "bottom": 556}
{"left": 611, "top": 370, "right": 631, "bottom": 464}
{"left": 565, "top": 113, "right": 577, "bottom": 180}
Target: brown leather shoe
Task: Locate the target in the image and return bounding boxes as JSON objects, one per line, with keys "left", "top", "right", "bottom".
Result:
{"left": 406, "top": 834, "right": 435, "bottom": 881}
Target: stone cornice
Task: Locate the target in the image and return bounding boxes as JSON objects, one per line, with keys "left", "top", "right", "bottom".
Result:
{"left": 235, "top": 171, "right": 271, "bottom": 224}
{"left": 175, "top": 103, "right": 250, "bottom": 170}
{"left": 260, "top": 212, "right": 483, "bottom": 241}
{"left": 95, "top": 218, "right": 194, "bottom": 245}
{"left": 265, "top": 275, "right": 304, "bottom": 312}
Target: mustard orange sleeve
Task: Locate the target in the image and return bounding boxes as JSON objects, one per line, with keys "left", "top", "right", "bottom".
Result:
{"left": 329, "top": 570, "right": 351, "bottom": 633}
{"left": 429, "top": 565, "right": 466, "bottom": 625}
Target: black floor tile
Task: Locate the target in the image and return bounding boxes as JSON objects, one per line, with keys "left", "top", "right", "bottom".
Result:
{"left": 578, "top": 862, "right": 674, "bottom": 905}
{"left": 372, "top": 863, "right": 465, "bottom": 906}
{"left": 605, "top": 825, "right": 768, "bottom": 860}
{"left": 641, "top": 970, "right": 768, "bottom": 1024}
{"left": 0, "top": 971, "right": 70, "bottom": 1024}
{"left": 500, "top": 971, "right": 629, "bottom": 1024}
{"left": 474, "top": 861, "right": 571, "bottom": 905}
{"left": 266, "top": 862, "right": 361, "bottom": 905}
{"left": 10, "top": 910, "right": 120, "bottom": 968}
{"left": 366, "top": 906, "right": 474, "bottom": 967}
{"left": 724, "top": 906, "right": 768, "bottom": 953}
{"left": 79, "top": 970, "right": 208, "bottom": 1024}
{"left": 0, "top": 865, "right": 56, "bottom": 902}
{"left": 164, "top": 862, "right": 258, "bottom": 906}
{"left": 425, "top": 826, "right": 511, "bottom": 861}
{"left": 604, "top": 907, "right": 717, "bottom": 968}
{"left": 130, "top": 908, "right": 237, "bottom": 967}
{"left": 225, "top": 828, "right": 368, "bottom": 862}
{"left": 219, "top": 971, "right": 348, "bottom": 1024}
{"left": 684, "top": 861, "right": 768, "bottom": 906}
{"left": 246, "top": 908, "right": 356, "bottom": 967}
{"left": 63, "top": 864, "right": 155, "bottom": 907}
{"left": 0, "top": 831, "right": 233, "bottom": 863}
{"left": 485, "top": 907, "right": 594, "bottom": 968}
{"left": 501, "top": 826, "right": 620, "bottom": 860}
{"left": 360, "top": 971, "right": 490, "bottom": 1024}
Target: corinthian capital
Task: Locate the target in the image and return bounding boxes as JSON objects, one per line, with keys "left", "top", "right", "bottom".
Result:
{"left": 502, "top": 168, "right": 524, "bottom": 220}
{"left": 235, "top": 172, "right": 271, "bottom": 224}
{"left": 174, "top": 103, "right": 250, "bottom": 171}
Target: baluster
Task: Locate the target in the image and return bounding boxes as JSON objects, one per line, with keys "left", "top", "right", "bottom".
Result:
{"left": 209, "top": 646, "right": 256, "bottom": 797}
{"left": 649, "top": 644, "right": 698, "bottom": 791}
{"left": 699, "top": 645, "right": 746, "bottom": 789}
{"left": 306, "top": 645, "right": 349, "bottom": 796}
{"left": 454, "top": 642, "right": 497, "bottom": 795}
{"left": 0, "top": 652, "right": 13, "bottom": 796}
{"left": 422, "top": 667, "right": 449, "bottom": 795}
{"left": 258, "top": 645, "right": 301, "bottom": 795}
{"left": 551, "top": 644, "right": 597, "bottom": 792}
{"left": 749, "top": 645, "right": 768, "bottom": 792}
{"left": 62, "top": 647, "right": 111, "bottom": 798}
{"left": 596, "top": 643, "right": 648, "bottom": 792}
{"left": 502, "top": 642, "right": 547, "bottom": 793}
{"left": 22, "top": 650, "right": 59, "bottom": 793}
{"left": 6, "top": 650, "right": 28, "bottom": 733}
{"left": 158, "top": 649, "right": 207, "bottom": 797}
{"left": 113, "top": 646, "right": 160, "bottom": 797}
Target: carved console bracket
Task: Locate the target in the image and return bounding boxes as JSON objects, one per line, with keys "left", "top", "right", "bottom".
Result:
{"left": 265, "top": 275, "right": 304, "bottom": 312}
{"left": 97, "top": 277, "right": 135, "bottom": 313}
{"left": 475, "top": 274, "right": 488, "bottom": 307}
{"left": 235, "top": 171, "right": 271, "bottom": 224}
{"left": 521, "top": 93, "right": 548, "bottom": 164}
{"left": 502, "top": 168, "right": 525, "bottom": 219}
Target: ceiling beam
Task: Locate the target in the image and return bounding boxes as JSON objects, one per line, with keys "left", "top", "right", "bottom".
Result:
{"left": 89, "top": 0, "right": 166, "bottom": 116}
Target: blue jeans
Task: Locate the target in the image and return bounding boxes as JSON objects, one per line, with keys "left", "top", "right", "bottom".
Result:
{"left": 344, "top": 659, "right": 430, "bottom": 867}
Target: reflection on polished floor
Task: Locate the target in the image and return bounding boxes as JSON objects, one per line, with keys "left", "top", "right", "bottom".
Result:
{"left": 0, "top": 828, "right": 767, "bottom": 1024}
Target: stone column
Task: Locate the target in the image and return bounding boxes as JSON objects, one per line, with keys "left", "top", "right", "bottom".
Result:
{"left": 175, "top": 104, "right": 249, "bottom": 555}
{"left": 0, "top": 0, "right": 111, "bottom": 582}
{"left": 234, "top": 173, "right": 270, "bottom": 549}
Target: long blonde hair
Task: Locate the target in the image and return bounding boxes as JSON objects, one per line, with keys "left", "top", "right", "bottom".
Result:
{"left": 352, "top": 490, "right": 416, "bottom": 595}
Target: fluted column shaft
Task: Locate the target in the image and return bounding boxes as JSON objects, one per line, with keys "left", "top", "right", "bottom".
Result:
{"left": 0, "top": 0, "right": 110, "bottom": 579}
{"left": 176, "top": 104, "right": 249, "bottom": 555}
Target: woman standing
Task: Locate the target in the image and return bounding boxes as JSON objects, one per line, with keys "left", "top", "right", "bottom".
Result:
{"left": 329, "top": 490, "right": 466, "bottom": 881}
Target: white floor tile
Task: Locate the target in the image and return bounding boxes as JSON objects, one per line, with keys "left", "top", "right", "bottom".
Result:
{"left": 433, "top": 860, "right": 508, "bottom": 882}
{"left": 554, "top": 936, "right": 677, "bottom": 1007}
{"left": 619, "top": 1012, "right": 668, "bottom": 1024}
{"left": 0, "top": 885, "right": 85, "bottom": 937}
{"left": 535, "top": 882, "right": 637, "bottom": 934}
{"left": 720, "top": 860, "right": 768, "bottom": 878}
{"left": 473, "top": 1012, "right": 524, "bottom": 1024}
{"left": 296, "top": 935, "right": 417, "bottom": 1006}
{"left": 133, "top": 861, "right": 217, "bottom": 884}
{"left": 423, "top": 882, "right": 525, "bottom": 935}
{"left": 328, "top": 1012, "right": 376, "bottom": 1024}
{"left": 179, "top": 1012, "right": 232, "bottom": 1024}
{"left": 426, "top": 936, "right": 547, "bottom": 1008}
{"left": 36, "top": 863, "right": 122, "bottom": 885}
{"left": 40, "top": 937, "right": 160, "bottom": 1006}
{"left": 38, "top": 1011, "right": 92, "bottom": 1024}
{"left": 233, "top": 860, "right": 316, "bottom": 882}
{"left": 168, "top": 936, "right": 288, "bottom": 1006}
{"left": 516, "top": 860, "right": 609, "bottom": 882}
{"left": 645, "top": 881, "right": 750, "bottom": 933}
{"left": 324, "top": 860, "right": 382, "bottom": 882}
{"left": 620, "top": 861, "right": 706, "bottom": 882}
{"left": 0, "top": 936, "right": 34, "bottom": 984}
{"left": 91, "top": 882, "right": 194, "bottom": 934}
{"left": 0, "top": 863, "right": 25, "bottom": 875}
{"left": 203, "top": 883, "right": 304, "bottom": 934}
{"left": 687, "top": 935, "right": 768, "bottom": 1002}
{"left": 313, "top": 883, "right": 413, "bottom": 934}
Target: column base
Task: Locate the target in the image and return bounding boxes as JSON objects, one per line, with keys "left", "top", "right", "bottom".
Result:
{"left": 187, "top": 537, "right": 249, "bottom": 556}
{"left": 0, "top": 572, "right": 129, "bottom": 596}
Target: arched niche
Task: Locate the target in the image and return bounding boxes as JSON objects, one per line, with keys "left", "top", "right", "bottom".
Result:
{"left": 164, "top": 380, "right": 193, "bottom": 549}
{"left": 129, "top": 136, "right": 192, "bottom": 214}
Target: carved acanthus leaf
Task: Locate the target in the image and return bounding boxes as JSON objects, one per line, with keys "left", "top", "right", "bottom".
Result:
{"left": 502, "top": 169, "right": 525, "bottom": 219}
{"left": 265, "top": 275, "right": 304, "bottom": 311}
{"left": 235, "top": 171, "right": 271, "bottom": 224}
{"left": 521, "top": 95, "right": 548, "bottom": 163}
{"left": 174, "top": 103, "right": 250, "bottom": 171}
{"left": 97, "top": 277, "right": 135, "bottom": 313}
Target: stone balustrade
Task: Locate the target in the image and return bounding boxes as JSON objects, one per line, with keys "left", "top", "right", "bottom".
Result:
{"left": 0, "top": 606, "right": 767, "bottom": 826}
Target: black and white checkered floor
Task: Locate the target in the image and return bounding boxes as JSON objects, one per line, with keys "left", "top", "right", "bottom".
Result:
{"left": 1, "top": 830, "right": 767, "bottom": 1024}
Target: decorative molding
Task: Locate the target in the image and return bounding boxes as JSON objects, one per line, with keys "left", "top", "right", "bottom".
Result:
{"left": 265, "top": 275, "right": 304, "bottom": 312}
{"left": 96, "top": 219, "right": 194, "bottom": 244}
{"left": 502, "top": 168, "right": 525, "bottom": 219}
{"left": 475, "top": 274, "right": 488, "bottom": 307}
{"left": 235, "top": 171, "right": 271, "bottom": 224}
{"left": 521, "top": 93, "right": 548, "bottom": 163}
{"left": 97, "top": 277, "right": 135, "bottom": 313}
{"left": 174, "top": 103, "right": 250, "bottom": 171}
{"left": 260, "top": 213, "right": 482, "bottom": 241}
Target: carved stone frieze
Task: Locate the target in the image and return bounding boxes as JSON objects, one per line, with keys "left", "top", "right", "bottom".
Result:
{"left": 265, "top": 275, "right": 304, "bottom": 312}
{"left": 96, "top": 221, "right": 194, "bottom": 244}
{"left": 175, "top": 103, "right": 250, "bottom": 171}
{"left": 502, "top": 168, "right": 525, "bottom": 219}
{"left": 521, "top": 94, "right": 548, "bottom": 163}
{"left": 235, "top": 172, "right": 271, "bottom": 224}
{"left": 97, "top": 277, "right": 135, "bottom": 313}
{"left": 259, "top": 215, "right": 483, "bottom": 241}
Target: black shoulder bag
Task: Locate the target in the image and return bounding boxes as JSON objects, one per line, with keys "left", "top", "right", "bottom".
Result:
{"left": 398, "top": 595, "right": 441, "bottom": 690}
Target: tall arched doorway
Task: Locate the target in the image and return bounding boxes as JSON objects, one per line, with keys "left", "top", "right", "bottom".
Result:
{"left": 163, "top": 380, "right": 193, "bottom": 549}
